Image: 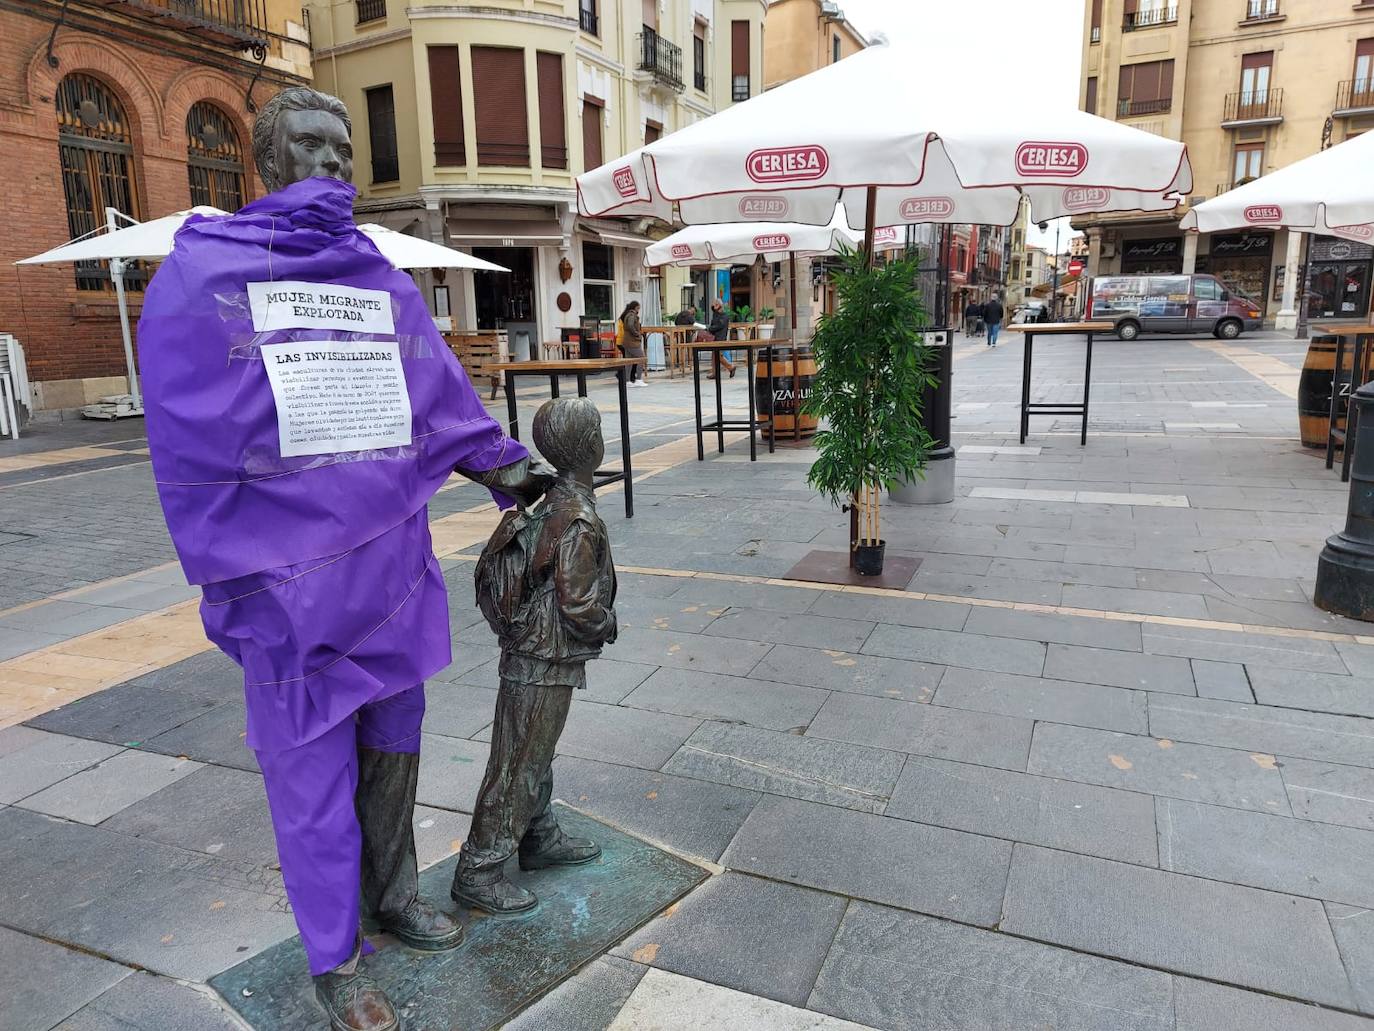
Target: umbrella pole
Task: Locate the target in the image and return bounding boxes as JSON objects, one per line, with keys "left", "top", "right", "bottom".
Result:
{"left": 110, "top": 256, "right": 141, "bottom": 413}
{"left": 789, "top": 250, "right": 801, "bottom": 443}
{"left": 850, "top": 186, "right": 880, "bottom": 566}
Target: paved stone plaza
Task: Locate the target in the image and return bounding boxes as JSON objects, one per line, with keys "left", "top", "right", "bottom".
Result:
{"left": 3, "top": 329, "right": 1374, "bottom": 1030}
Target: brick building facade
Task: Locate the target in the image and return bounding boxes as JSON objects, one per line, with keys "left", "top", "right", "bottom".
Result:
{"left": 1, "top": 0, "right": 311, "bottom": 410}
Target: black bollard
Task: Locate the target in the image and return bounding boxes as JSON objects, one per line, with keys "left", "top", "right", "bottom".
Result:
{"left": 1315, "top": 382, "right": 1374, "bottom": 621}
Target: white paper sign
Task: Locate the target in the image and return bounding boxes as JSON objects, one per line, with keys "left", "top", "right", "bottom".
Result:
{"left": 248, "top": 280, "right": 395, "bottom": 334}
{"left": 260, "top": 340, "right": 412, "bottom": 458}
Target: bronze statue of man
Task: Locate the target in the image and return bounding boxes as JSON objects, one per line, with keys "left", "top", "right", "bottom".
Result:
{"left": 141, "top": 85, "right": 553, "bottom": 1031}
{"left": 454, "top": 397, "right": 618, "bottom": 913}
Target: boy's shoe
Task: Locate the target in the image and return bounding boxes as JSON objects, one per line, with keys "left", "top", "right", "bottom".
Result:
{"left": 314, "top": 970, "right": 399, "bottom": 1031}
{"left": 451, "top": 874, "right": 538, "bottom": 915}
{"left": 519, "top": 833, "right": 601, "bottom": 871}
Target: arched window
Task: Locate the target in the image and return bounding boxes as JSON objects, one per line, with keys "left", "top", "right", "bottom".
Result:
{"left": 186, "top": 102, "right": 245, "bottom": 211}
{"left": 57, "top": 74, "right": 144, "bottom": 291}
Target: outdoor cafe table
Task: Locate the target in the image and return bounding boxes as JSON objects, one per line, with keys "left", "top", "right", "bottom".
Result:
{"left": 489, "top": 357, "right": 639, "bottom": 518}
{"left": 1310, "top": 320, "right": 1374, "bottom": 483}
{"left": 688, "top": 339, "right": 778, "bottom": 462}
{"left": 1003, "top": 322, "right": 1114, "bottom": 446}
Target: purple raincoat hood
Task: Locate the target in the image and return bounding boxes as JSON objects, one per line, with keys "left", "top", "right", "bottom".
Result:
{"left": 139, "top": 177, "right": 525, "bottom": 585}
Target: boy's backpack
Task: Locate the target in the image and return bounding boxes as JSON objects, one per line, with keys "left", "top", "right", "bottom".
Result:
{"left": 474, "top": 507, "right": 539, "bottom": 638}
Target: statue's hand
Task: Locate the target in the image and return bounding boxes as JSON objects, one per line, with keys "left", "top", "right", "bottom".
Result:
{"left": 457, "top": 456, "right": 555, "bottom": 508}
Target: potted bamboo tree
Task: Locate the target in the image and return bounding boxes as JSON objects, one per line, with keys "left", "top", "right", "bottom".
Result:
{"left": 802, "top": 248, "right": 935, "bottom": 576}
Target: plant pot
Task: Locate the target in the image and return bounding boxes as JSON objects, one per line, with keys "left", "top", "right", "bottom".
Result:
{"left": 759, "top": 325, "right": 775, "bottom": 339}
{"left": 853, "top": 540, "right": 886, "bottom": 576}
{"left": 736, "top": 329, "right": 750, "bottom": 340}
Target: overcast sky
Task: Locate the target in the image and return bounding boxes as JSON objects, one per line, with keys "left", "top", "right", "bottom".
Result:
{"left": 840, "top": 0, "right": 1087, "bottom": 251}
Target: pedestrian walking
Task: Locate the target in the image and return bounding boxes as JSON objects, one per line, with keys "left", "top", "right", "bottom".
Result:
{"left": 984, "top": 293, "right": 1005, "bottom": 348}
{"left": 706, "top": 299, "right": 735, "bottom": 379}
{"left": 965, "top": 299, "right": 982, "bottom": 337}
{"left": 617, "top": 301, "right": 648, "bottom": 386}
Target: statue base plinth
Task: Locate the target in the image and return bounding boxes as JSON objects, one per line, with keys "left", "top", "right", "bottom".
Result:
{"left": 210, "top": 804, "right": 707, "bottom": 1030}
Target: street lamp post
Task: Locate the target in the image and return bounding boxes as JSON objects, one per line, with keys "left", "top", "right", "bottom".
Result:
{"left": 1039, "top": 220, "right": 1062, "bottom": 321}
{"left": 1314, "top": 382, "right": 1374, "bottom": 620}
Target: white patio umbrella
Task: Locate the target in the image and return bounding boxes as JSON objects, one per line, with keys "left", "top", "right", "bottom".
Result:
{"left": 18, "top": 208, "right": 509, "bottom": 415}
{"left": 578, "top": 42, "right": 1192, "bottom": 242}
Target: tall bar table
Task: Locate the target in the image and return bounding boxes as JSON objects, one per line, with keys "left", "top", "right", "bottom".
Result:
{"left": 688, "top": 340, "right": 777, "bottom": 461}
{"left": 1002, "top": 321, "right": 1113, "bottom": 445}
{"left": 1310, "top": 320, "right": 1374, "bottom": 483}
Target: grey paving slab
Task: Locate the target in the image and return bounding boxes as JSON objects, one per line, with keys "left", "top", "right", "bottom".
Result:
{"left": 429, "top": 641, "right": 502, "bottom": 682}
{"left": 809, "top": 901, "right": 1174, "bottom": 1031}
{"left": 605, "top": 626, "right": 773, "bottom": 676}
{"left": 26, "top": 681, "right": 221, "bottom": 746}
{"left": 552, "top": 755, "right": 761, "bottom": 862}
{"left": 1060, "top": 583, "right": 1211, "bottom": 618}
{"left": 1158, "top": 797, "right": 1374, "bottom": 908}
{"left": 808, "top": 691, "right": 1033, "bottom": 771}
{"left": 578, "top": 658, "right": 661, "bottom": 705}
{"left": 614, "top": 872, "right": 847, "bottom": 1007}
{"left": 0, "top": 599, "right": 143, "bottom": 636}
{"left": 621, "top": 667, "right": 827, "bottom": 732}
{"left": 610, "top": 967, "right": 877, "bottom": 1031}
{"left": 412, "top": 805, "right": 472, "bottom": 869}
{"left": 1043, "top": 643, "right": 1196, "bottom": 694}
{"left": 934, "top": 666, "right": 1147, "bottom": 734}
{"left": 1148, "top": 695, "right": 1374, "bottom": 768}
{"left": 861, "top": 623, "right": 1046, "bottom": 676}
{"left": 1326, "top": 904, "right": 1374, "bottom": 1016}
{"left": 1338, "top": 642, "right": 1374, "bottom": 677}
{"left": 722, "top": 795, "right": 1011, "bottom": 926}
{"left": 555, "top": 698, "right": 701, "bottom": 769}
{"left": 1283, "top": 758, "right": 1374, "bottom": 831}
{"left": 102, "top": 764, "right": 276, "bottom": 863}
{"left": 416, "top": 733, "right": 490, "bottom": 812}
{"left": 1248, "top": 667, "right": 1374, "bottom": 718}
{"left": 424, "top": 682, "right": 500, "bottom": 738}
{"left": 616, "top": 595, "right": 727, "bottom": 634}
{"left": 987, "top": 556, "right": 1140, "bottom": 589}
{"left": 52, "top": 970, "right": 245, "bottom": 1031}
{"left": 143, "top": 701, "right": 257, "bottom": 772}
{"left": 702, "top": 608, "right": 876, "bottom": 652}
{"left": 0, "top": 625, "right": 66, "bottom": 659}
{"left": 1141, "top": 624, "right": 1349, "bottom": 673}
{"left": 0, "top": 924, "right": 131, "bottom": 1031}
{"left": 71, "top": 579, "right": 199, "bottom": 610}
{"left": 663, "top": 722, "right": 903, "bottom": 813}
{"left": 962, "top": 606, "right": 1143, "bottom": 651}
{"left": 887, "top": 756, "right": 1159, "bottom": 866}
{"left": 114, "top": 649, "right": 243, "bottom": 703}
{"left": 807, "top": 591, "right": 971, "bottom": 631}
{"left": 748, "top": 642, "right": 943, "bottom": 701}
{"left": 1028, "top": 723, "right": 1290, "bottom": 813}
{"left": 18, "top": 750, "right": 201, "bottom": 825}
{"left": 0, "top": 723, "right": 48, "bottom": 757}
{"left": 1191, "top": 659, "right": 1253, "bottom": 702}
{"left": 1173, "top": 976, "right": 1374, "bottom": 1031}
{"left": 666, "top": 578, "right": 826, "bottom": 614}
{"left": 0, "top": 730, "right": 123, "bottom": 804}
{"left": 1001, "top": 844, "right": 1355, "bottom": 1008}
{"left": 503, "top": 956, "right": 647, "bottom": 1031}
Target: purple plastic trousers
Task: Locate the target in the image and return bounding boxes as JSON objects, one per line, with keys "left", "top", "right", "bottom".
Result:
{"left": 255, "top": 684, "right": 426, "bottom": 976}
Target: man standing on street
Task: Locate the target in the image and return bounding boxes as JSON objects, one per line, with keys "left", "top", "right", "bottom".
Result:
{"left": 983, "top": 292, "right": 1005, "bottom": 348}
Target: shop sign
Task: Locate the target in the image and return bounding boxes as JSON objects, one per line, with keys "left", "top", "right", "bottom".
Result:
{"left": 1310, "top": 236, "right": 1374, "bottom": 262}
{"left": 1209, "top": 232, "right": 1273, "bottom": 259}
{"left": 1122, "top": 238, "right": 1182, "bottom": 263}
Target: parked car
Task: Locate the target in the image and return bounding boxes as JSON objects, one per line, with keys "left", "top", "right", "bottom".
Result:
{"left": 1088, "top": 274, "right": 1263, "bottom": 340}
{"left": 1013, "top": 301, "right": 1050, "bottom": 324}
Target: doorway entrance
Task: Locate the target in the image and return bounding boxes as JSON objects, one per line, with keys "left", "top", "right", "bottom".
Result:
{"left": 473, "top": 247, "right": 536, "bottom": 330}
{"left": 1308, "top": 261, "right": 1371, "bottom": 320}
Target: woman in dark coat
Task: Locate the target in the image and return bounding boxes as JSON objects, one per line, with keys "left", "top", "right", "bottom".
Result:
{"left": 618, "top": 301, "right": 648, "bottom": 385}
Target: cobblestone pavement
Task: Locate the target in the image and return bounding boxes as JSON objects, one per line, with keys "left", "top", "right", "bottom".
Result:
{"left": 4, "top": 333, "right": 1374, "bottom": 1030}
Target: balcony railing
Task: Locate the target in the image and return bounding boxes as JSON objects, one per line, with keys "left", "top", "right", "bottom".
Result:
{"left": 1123, "top": 4, "right": 1178, "bottom": 30}
{"left": 1118, "top": 96, "right": 1172, "bottom": 117}
{"left": 1223, "top": 88, "right": 1283, "bottom": 123}
{"left": 123, "top": 0, "right": 269, "bottom": 46}
{"left": 1090, "top": 25, "right": 1101, "bottom": 42}
{"left": 1242, "top": 0, "right": 1279, "bottom": 20}
{"left": 1336, "top": 78, "right": 1374, "bottom": 114}
{"left": 356, "top": 0, "right": 384, "bottom": 23}
{"left": 579, "top": 5, "right": 598, "bottom": 35}
{"left": 638, "top": 28, "right": 685, "bottom": 92}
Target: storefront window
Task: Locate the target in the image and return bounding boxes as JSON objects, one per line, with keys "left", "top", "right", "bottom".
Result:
{"left": 583, "top": 241, "right": 615, "bottom": 318}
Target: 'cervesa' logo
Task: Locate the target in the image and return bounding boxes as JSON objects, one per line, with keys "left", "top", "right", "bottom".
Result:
{"left": 1244, "top": 204, "right": 1283, "bottom": 224}
{"left": 739, "top": 195, "right": 790, "bottom": 218}
{"left": 1334, "top": 223, "right": 1374, "bottom": 241}
{"left": 1063, "top": 186, "right": 1111, "bottom": 212}
{"left": 612, "top": 166, "right": 637, "bottom": 198}
{"left": 899, "top": 197, "right": 955, "bottom": 219}
{"left": 745, "top": 145, "right": 830, "bottom": 183}
{"left": 752, "top": 233, "right": 791, "bottom": 250}
{"left": 670, "top": 244, "right": 693, "bottom": 259}
{"left": 1015, "top": 142, "right": 1088, "bottom": 177}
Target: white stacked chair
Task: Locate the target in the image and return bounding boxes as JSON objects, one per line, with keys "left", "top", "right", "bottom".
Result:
{"left": 0, "top": 334, "right": 32, "bottom": 440}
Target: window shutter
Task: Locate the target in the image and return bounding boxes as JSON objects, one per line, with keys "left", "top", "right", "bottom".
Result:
{"left": 582, "top": 97, "right": 603, "bottom": 171}
{"left": 645, "top": 120, "right": 662, "bottom": 144}
{"left": 1158, "top": 59, "right": 1175, "bottom": 103}
{"left": 731, "top": 20, "right": 749, "bottom": 78}
{"left": 1085, "top": 76, "right": 1097, "bottom": 115}
{"left": 472, "top": 46, "right": 530, "bottom": 166}
{"left": 365, "top": 84, "right": 398, "bottom": 183}
{"left": 427, "top": 46, "right": 465, "bottom": 166}
{"left": 642, "top": 0, "right": 655, "bottom": 29}
{"left": 1090, "top": 0, "right": 1102, "bottom": 32}
{"left": 536, "top": 52, "right": 566, "bottom": 169}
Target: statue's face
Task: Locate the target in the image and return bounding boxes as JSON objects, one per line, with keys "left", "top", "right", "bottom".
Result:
{"left": 273, "top": 108, "right": 353, "bottom": 187}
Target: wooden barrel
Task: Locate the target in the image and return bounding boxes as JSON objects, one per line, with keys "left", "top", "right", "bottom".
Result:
{"left": 1298, "top": 336, "right": 1346, "bottom": 449}
{"left": 755, "top": 345, "right": 818, "bottom": 439}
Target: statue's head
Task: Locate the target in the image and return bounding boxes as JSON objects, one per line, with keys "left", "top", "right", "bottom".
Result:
{"left": 252, "top": 87, "right": 354, "bottom": 193}
{"left": 533, "top": 398, "right": 604, "bottom": 477}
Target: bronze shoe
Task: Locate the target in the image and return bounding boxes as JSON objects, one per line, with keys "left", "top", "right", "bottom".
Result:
{"left": 518, "top": 834, "right": 601, "bottom": 871}
{"left": 377, "top": 896, "right": 465, "bottom": 951}
{"left": 313, "top": 969, "right": 400, "bottom": 1031}
{"left": 451, "top": 873, "right": 538, "bottom": 915}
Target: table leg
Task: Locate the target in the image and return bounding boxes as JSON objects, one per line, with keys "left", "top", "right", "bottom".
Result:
{"left": 550, "top": 374, "right": 561, "bottom": 399}
{"left": 746, "top": 346, "right": 758, "bottom": 462}
{"left": 618, "top": 368, "right": 633, "bottom": 518}
{"left": 1343, "top": 334, "right": 1368, "bottom": 482}
{"left": 577, "top": 373, "right": 588, "bottom": 398}
{"left": 504, "top": 372, "right": 519, "bottom": 441}
{"left": 1020, "top": 332, "right": 1033, "bottom": 445}
{"left": 715, "top": 356, "right": 725, "bottom": 454}
{"left": 1328, "top": 334, "right": 1347, "bottom": 471}
{"left": 767, "top": 346, "right": 776, "bottom": 455}
{"left": 693, "top": 349, "right": 704, "bottom": 462}
{"left": 1081, "top": 332, "right": 1094, "bottom": 447}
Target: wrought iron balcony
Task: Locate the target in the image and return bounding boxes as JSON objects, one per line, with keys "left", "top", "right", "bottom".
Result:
{"left": 1336, "top": 79, "right": 1374, "bottom": 115}
{"left": 121, "top": 0, "right": 270, "bottom": 47}
{"left": 1242, "top": 0, "right": 1279, "bottom": 21}
{"left": 638, "top": 28, "right": 685, "bottom": 92}
{"left": 356, "top": 0, "right": 384, "bottom": 23}
{"left": 1223, "top": 88, "right": 1283, "bottom": 124}
{"left": 1123, "top": 4, "right": 1178, "bottom": 30}
{"left": 579, "top": 6, "right": 598, "bottom": 35}
{"left": 1118, "top": 96, "right": 1172, "bottom": 117}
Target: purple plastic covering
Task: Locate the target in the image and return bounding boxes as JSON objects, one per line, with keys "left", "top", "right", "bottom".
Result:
{"left": 138, "top": 177, "right": 527, "bottom": 751}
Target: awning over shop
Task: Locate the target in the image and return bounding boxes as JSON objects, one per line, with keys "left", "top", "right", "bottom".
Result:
{"left": 446, "top": 219, "right": 564, "bottom": 248}
{"left": 578, "top": 219, "right": 654, "bottom": 249}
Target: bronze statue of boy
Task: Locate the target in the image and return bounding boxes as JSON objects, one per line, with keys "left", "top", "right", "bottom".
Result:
{"left": 453, "top": 397, "right": 619, "bottom": 913}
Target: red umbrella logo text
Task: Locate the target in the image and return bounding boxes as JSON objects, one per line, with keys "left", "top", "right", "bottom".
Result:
{"left": 613, "top": 166, "right": 637, "bottom": 198}
{"left": 752, "top": 233, "right": 792, "bottom": 250}
{"left": 1334, "top": 224, "right": 1374, "bottom": 241}
{"left": 899, "top": 197, "right": 955, "bottom": 219}
{"left": 1243, "top": 205, "right": 1283, "bottom": 224}
{"left": 1015, "top": 142, "right": 1088, "bottom": 177}
{"left": 670, "top": 244, "right": 694, "bottom": 258}
{"left": 746, "top": 146, "right": 830, "bottom": 183}
{"left": 739, "top": 196, "right": 790, "bottom": 218}
{"left": 1063, "top": 186, "right": 1111, "bottom": 212}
